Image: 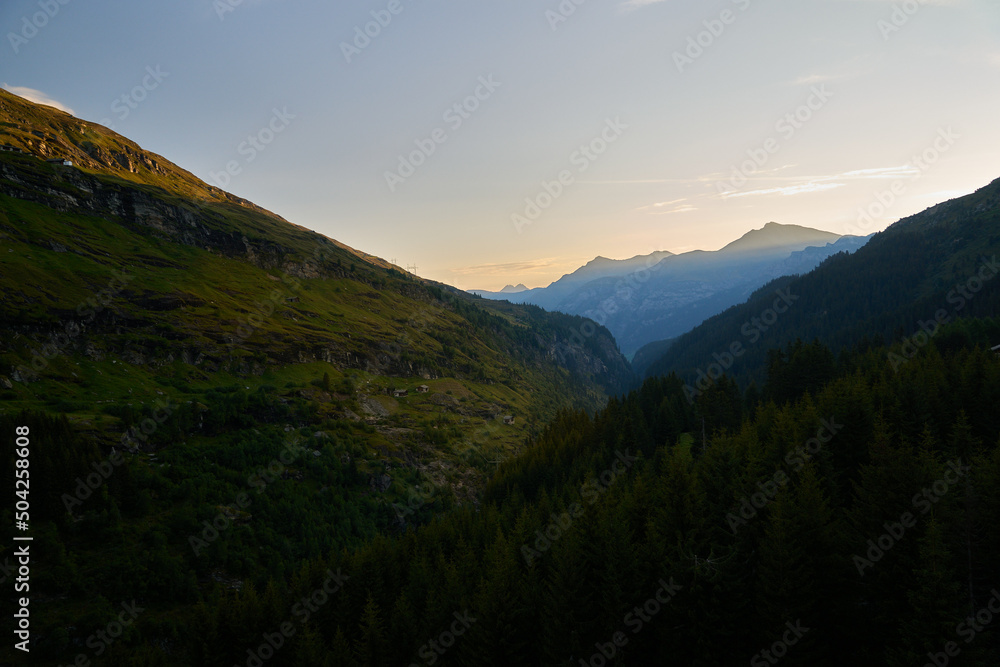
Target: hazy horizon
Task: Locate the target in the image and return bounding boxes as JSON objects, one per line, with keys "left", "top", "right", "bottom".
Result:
{"left": 465, "top": 219, "right": 872, "bottom": 292}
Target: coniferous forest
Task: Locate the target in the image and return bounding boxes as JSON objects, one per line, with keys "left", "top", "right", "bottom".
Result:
{"left": 5, "top": 317, "right": 1000, "bottom": 665}
{"left": 2, "top": 38, "right": 1000, "bottom": 664}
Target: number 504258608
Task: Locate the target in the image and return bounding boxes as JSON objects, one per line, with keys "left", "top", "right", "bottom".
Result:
{"left": 15, "top": 426, "right": 30, "bottom": 525}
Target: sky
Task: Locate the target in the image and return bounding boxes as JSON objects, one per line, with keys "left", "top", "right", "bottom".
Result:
{"left": 1, "top": 0, "right": 998, "bottom": 291}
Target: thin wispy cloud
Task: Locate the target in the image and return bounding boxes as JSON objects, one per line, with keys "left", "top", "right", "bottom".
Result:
{"left": 649, "top": 205, "right": 698, "bottom": 214}
{"left": 637, "top": 198, "right": 687, "bottom": 209}
{"left": 786, "top": 73, "right": 848, "bottom": 86}
{"left": 578, "top": 178, "right": 712, "bottom": 185}
{"left": 750, "top": 164, "right": 800, "bottom": 177}
{"left": 840, "top": 166, "right": 920, "bottom": 179}
{"left": 1, "top": 85, "right": 74, "bottom": 115}
{"left": 451, "top": 258, "right": 564, "bottom": 276}
{"left": 715, "top": 165, "right": 925, "bottom": 199}
{"left": 636, "top": 198, "right": 698, "bottom": 215}
{"left": 723, "top": 182, "right": 846, "bottom": 198}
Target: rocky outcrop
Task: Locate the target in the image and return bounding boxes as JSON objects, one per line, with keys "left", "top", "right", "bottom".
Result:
{"left": 0, "top": 158, "right": 297, "bottom": 270}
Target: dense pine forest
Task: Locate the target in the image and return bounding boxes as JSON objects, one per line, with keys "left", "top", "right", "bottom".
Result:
{"left": 3, "top": 1, "right": 997, "bottom": 663}
{"left": 5, "top": 316, "right": 1000, "bottom": 665}
{"left": 3, "top": 87, "right": 1000, "bottom": 667}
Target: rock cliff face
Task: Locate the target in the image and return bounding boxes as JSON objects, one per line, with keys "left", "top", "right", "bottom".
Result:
{"left": 544, "top": 329, "right": 632, "bottom": 398}
{"left": 0, "top": 158, "right": 291, "bottom": 265}
{"left": 15, "top": 131, "right": 170, "bottom": 177}
{"left": 79, "top": 141, "right": 167, "bottom": 176}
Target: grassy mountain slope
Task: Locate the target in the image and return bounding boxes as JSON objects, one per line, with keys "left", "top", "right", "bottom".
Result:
{"left": 0, "top": 90, "right": 639, "bottom": 662}
{"left": 0, "top": 88, "right": 633, "bottom": 537}
{"left": 0, "top": 89, "right": 630, "bottom": 396}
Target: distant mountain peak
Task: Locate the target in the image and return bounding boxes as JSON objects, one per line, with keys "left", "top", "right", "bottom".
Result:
{"left": 580, "top": 250, "right": 674, "bottom": 272}
{"left": 499, "top": 284, "right": 528, "bottom": 293}
{"left": 721, "top": 222, "right": 841, "bottom": 254}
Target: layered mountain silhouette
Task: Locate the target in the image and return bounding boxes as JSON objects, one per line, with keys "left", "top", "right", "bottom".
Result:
{"left": 472, "top": 223, "right": 870, "bottom": 356}
{"left": 644, "top": 177, "right": 1000, "bottom": 385}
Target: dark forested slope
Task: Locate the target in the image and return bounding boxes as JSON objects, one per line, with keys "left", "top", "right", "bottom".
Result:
{"left": 645, "top": 177, "right": 1000, "bottom": 388}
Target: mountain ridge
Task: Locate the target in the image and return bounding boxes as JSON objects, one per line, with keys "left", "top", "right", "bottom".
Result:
{"left": 644, "top": 176, "right": 1000, "bottom": 384}
{"left": 0, "top": 89, "right": 633, "bottom": 472}
{"left": 469, "top": 223, "right": 868, "bottom": 355}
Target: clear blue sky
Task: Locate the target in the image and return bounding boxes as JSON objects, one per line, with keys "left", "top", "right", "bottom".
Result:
{"left": 2, "top": 0, "right": 998, "bottom": 290}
